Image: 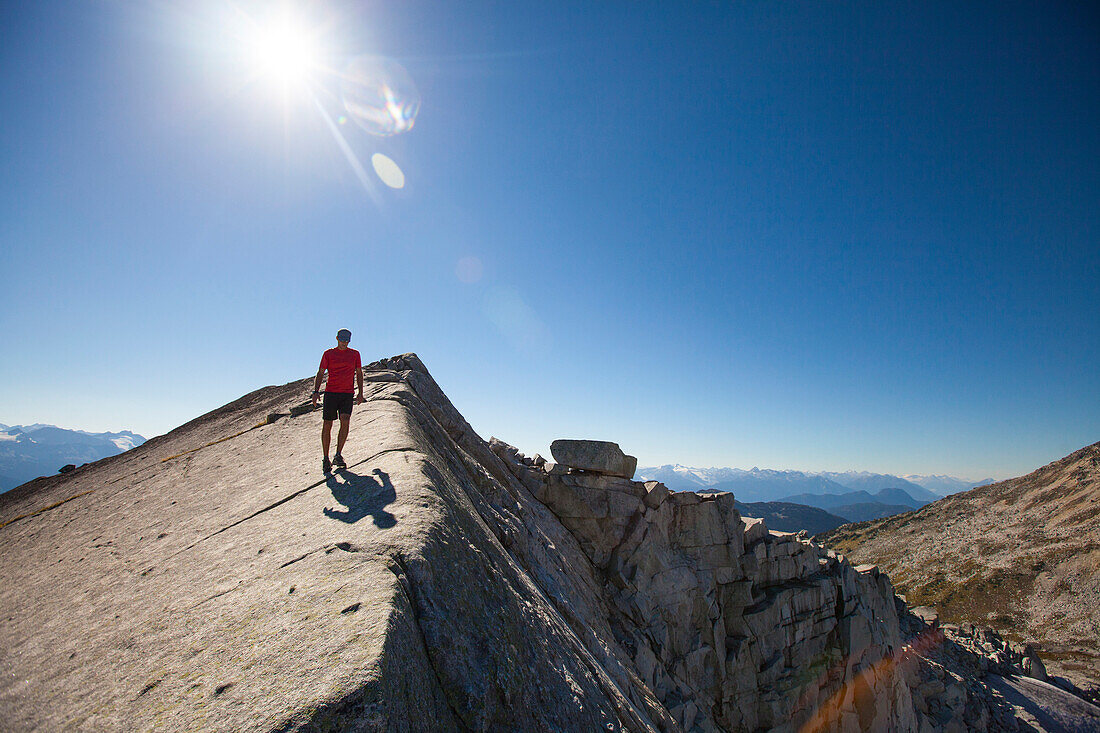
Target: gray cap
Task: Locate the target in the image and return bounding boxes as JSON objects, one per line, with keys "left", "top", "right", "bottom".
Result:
{"left": 337, "top": 328, "right": 352, "bottom": 343}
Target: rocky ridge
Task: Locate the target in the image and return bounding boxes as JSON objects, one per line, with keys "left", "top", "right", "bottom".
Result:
{"left": 492, "top": 436, "right": 1100, "bottom": 732}
{"left": 1, "top": 354, "right": 1095, "bottom": 731}
{"left": 494, "top": 438, "right": 920, "bottom": 731}
{"left": 820, "top": 442, "right": 1100, "bottom": 698}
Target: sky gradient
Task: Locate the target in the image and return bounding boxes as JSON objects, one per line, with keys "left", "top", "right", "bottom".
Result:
{"left": 1, "top": 0, "right": 1097, "bottom": 480}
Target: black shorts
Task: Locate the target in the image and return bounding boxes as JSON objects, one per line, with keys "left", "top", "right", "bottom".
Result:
{"left": 322, "top": 392, "right": 354, "bottom": 420}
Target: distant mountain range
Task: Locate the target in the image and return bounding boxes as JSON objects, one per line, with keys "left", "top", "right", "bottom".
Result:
{"left": 776, "top": 487, "right": 929, "bottom": 523}
{"left": 638, "top": 464, "right": 995, "bottom": 528}
{"left": 778, "top": 487, "right": 923, "bottom": 509}
{"left": 638, "top": 465, "right": 852, "bottom": 501}
{"left": 731, "top": 500, "right": 848, "bottom": 535}
{"left": 903, "top": 473, "right": 996, "bottom": 495}
{"left": 636, "top": 464, "right": 988, "bottom": 499}
{"left": 0, "top": 423, "right": 146, "bottom": 492}
{"left": 817, "top": 471, "right": 938, "bottom": 501}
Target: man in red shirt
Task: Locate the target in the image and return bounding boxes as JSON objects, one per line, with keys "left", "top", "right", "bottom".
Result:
{"left": 311, "top": 328, "right": 364, "bottom": 473}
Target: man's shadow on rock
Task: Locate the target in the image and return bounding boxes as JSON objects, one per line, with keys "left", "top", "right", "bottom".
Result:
{"left": 324, "top": 468, "right": 397, "bottom": 528}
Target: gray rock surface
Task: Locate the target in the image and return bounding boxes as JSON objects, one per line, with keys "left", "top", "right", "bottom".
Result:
{"left": 2, "top": 354, "right": 1090, "bottom": 732}
{"left": 986, "top": 674, "right": 1100, "bottom": 733}
{"left": 1, "top": 357, "right": 654, "bottom": 731}
{"left": 551, "top": 439, "right": 638, "bottom": 479}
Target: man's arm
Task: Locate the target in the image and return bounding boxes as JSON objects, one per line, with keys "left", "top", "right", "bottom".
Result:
{"left": 355, "top": 366, "right": 365, "bottom": 404}
{"left": 311, "top": 368, "right": 325, "bottom": 407}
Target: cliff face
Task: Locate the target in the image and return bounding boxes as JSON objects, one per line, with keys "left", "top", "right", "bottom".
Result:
{"left": 0, "top": 355, "right": 1074, "bottom": 731}
{"left": 493, "top": 442, "right": 916, "bottom": 731}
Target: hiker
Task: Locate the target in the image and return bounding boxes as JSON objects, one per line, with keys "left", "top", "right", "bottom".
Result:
{"left": 311, "top": 328, "right": 365, "bottom": 473}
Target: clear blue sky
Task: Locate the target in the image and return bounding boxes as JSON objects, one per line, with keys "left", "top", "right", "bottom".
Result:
{"left": 1, "top": 1, "right": 1097, "bottom": 480}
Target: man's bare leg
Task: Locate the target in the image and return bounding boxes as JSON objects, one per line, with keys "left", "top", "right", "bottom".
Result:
{"left": 321, "top": 420, "right": 333, "bottom": 459}
{"left": 336, "top": 414, "right": 351, "bottom": 456}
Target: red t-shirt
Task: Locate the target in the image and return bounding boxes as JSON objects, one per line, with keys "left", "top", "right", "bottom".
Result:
{"left": 320, "top": 347, "right": 361, "bottom": 393}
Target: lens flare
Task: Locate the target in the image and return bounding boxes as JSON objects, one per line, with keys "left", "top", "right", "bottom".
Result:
{"left": 340, "top": 56, "right": 420, "bottom": 136}
{"left": 371, "top": 153, "right": 406, "bottom": 189}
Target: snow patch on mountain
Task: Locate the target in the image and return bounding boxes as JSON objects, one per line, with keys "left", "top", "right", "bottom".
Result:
{"left": 0, "top": 423, "right": 146, "bottom": 492}
{"left": 904, "top": 474, "right": 997, "bottom": 496}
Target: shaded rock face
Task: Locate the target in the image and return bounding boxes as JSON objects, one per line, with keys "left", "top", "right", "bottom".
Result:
{"left": 497, "top": 443, "right": 1100, "bottom": 732}
{"left": 1, "top": 354, "right": 1085, "bottom": 731}
{"left": 504, "top": 454, "right": 918, "bottom": 732}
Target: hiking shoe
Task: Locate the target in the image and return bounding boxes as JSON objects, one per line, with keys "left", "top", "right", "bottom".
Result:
{"left": 322, "top": 457, "right": 332, "bottom": 473}
{"left": 333, "top": 453, "right": 347, "bottom": 469}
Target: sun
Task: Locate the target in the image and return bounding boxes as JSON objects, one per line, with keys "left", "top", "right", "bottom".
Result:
{"left": 247, "top": 14, "right": 318, "bottom": 84}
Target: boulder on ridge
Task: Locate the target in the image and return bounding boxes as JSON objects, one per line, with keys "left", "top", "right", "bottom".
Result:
{"left": 550, "top": 439, "right": 637, "bottom": 479}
